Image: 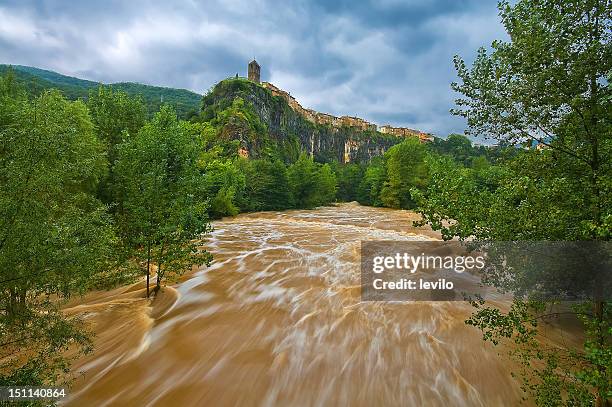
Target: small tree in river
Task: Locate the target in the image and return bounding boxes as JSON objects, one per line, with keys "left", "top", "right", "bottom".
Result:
{"left": 116, "top": 106, "right": 212, "bottom": 297}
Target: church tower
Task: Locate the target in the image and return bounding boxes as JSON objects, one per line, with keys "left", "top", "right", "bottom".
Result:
{"left": 248, "top": 59, "right": 260, "bottom": 83}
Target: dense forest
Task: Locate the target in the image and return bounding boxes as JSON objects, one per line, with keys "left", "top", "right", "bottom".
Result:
{"left": 0, "top": 0, "right": 610, "bottom": 405}
{"left": 0, "top": 64, "right": 202, "bottom": 118}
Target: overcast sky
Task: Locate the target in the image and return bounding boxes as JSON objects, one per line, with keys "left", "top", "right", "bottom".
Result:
{"left": 0, "top": 0, "right": 507, "bottom": 138}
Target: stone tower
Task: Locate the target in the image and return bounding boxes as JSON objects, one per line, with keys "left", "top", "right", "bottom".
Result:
{"left": 248, "top": 59, "right": 260, "bottom": 83}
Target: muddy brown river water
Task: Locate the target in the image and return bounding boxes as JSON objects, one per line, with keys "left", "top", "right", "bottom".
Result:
{"left": 63, "top": 203, "right": 531, "bottom": 406}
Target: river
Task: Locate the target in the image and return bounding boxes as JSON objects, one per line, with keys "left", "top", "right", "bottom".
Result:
{"left": 63, "top": 203, "right": 527, "bottom": 406}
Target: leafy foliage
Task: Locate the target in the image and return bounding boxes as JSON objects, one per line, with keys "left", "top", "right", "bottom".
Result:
{"left": 287, "top": 154, "right": 337, "bottom": 208}
{"left": 115, "top": 106, "right": 212, "bottom": 295}
{"left": 237, "top": 159, "right": 294, "bottom": 211}
{"left": 333, "top": 163, "right": 365, "bottom": 202}
{"left": 416, "top": 0, "right": 612, "bottom": 404}
{"left": 87, "top": 86, "right": 147, "bottom": 204}
{"left": 380, "top": 138, "right": 429, "bottom": 209}
{"left": 0, "top": 76, "right": 115, "bottom": 387}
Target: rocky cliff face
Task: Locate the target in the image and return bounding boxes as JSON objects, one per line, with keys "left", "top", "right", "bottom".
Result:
{"left": 201, "top": 78, "right": 402, "bottom": 163}
{"left": 260, "top": 82, "right": 377, "bottom": 132}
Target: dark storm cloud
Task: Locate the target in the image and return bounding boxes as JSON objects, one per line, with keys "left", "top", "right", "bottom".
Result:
{"left": 0, "top": 0, "right": 506, "bottom": 138}
{"left": 310, "top": 0, "right": 479, "bottom": 28}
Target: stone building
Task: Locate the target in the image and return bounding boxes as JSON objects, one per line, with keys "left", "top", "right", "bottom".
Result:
{"left": 253, "top": 61, "right": 432, "bottom": 141}
{"left": 379, "top": 125, "right": 434, "bottom": 143}
{"left": 339, "top": 116, "right": 377, "bottom": 132}
{"left": 248, "top": 59, "right": 260, "bottom": 83}
{"left": 262, "top": 82, "right": 377, "bottom": 131}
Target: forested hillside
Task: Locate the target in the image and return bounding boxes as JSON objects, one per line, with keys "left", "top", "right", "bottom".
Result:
{"left": 0, "top": 64, "right": 202, "bottom": 118}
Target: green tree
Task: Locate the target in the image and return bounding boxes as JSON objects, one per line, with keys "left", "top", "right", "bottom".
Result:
{"left": 87, "top": 86, "right": 146, "bottom": 204}
{"left": 417, "top": 0, "right": 611, "bottom": 404}
{"left": 288, "top": 153, "right": 320, "bottom": 208}
{"left": 0, "top": 80, "right": 115, "bottom": 387}
{"left": 430, "top": 134, "right": 476, "bottom": 165}
{"left": 238, "top": 159, "right": 293, "bottom": 211}
{"left": 380, "top": 138, "right": 429, "bottom": 209}
{"left": 357, "top": 158, "right": 386, "bottom": 206}
{"left": 470, "top": 155, "right": 490, "bottom": 172}
{"left": 115, "top": 106, "right": 212, "bottom": 296}
{"left": 288, "top": 154, "right": 337, "bottom": 208}
{"left": 316, "top": 164, "right": 338, "bottom": 205}
{"left": 334, "top": 163, "right": 364, "bottom": 202}
{"left": 193, "top": 120, "right": 246, "bottom": 218}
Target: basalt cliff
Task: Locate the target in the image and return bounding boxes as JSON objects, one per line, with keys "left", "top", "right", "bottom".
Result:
{"left": 201, "top": 78, "right": 431, "bottom": 164}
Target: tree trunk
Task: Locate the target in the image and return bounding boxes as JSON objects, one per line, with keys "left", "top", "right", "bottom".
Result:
{"left": 146, "top": 241, "right": 151, "bottom": 298}
{"left": 156, "top": 263, "right": 161, "bottom": 293}
{"left": 594, "top": 300, "right": 608, "bottom": 407}
{"left": 155, "top": 244, "right": 165, "bottom": 294}
{"left": 7, "top": 287, "right": 17, "bottom": 320}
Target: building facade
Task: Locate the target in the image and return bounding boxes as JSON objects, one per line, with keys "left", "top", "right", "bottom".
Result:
{"left": 379, "top": 125, "right": 434, "bottom": 143}
{"left": 252, "top": 61, "right": 433, "bottom": 142}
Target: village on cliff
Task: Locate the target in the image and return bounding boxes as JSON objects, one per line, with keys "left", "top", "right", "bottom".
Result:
{"left": 246, "top": 59, "right": 435, "bottom": 144}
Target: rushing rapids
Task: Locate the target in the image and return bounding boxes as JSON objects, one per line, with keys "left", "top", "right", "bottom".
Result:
{"left": 62, "top": 203, "right": 529, "bottom": 406}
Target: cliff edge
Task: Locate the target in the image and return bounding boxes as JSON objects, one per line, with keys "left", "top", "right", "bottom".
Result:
{"left": 201, "top": 78, "right": 407, "bottom": 164}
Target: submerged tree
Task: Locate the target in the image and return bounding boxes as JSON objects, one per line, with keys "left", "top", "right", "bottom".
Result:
{"left": 415, "top": 0, "right": 611, "bottom": 404}
{"left": 115, "top": 106, "right": 212, "bottom": 297}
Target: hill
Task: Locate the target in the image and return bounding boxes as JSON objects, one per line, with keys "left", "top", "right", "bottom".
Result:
{"left": 0, "top": 64, "right": 202, "bottom": 118}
